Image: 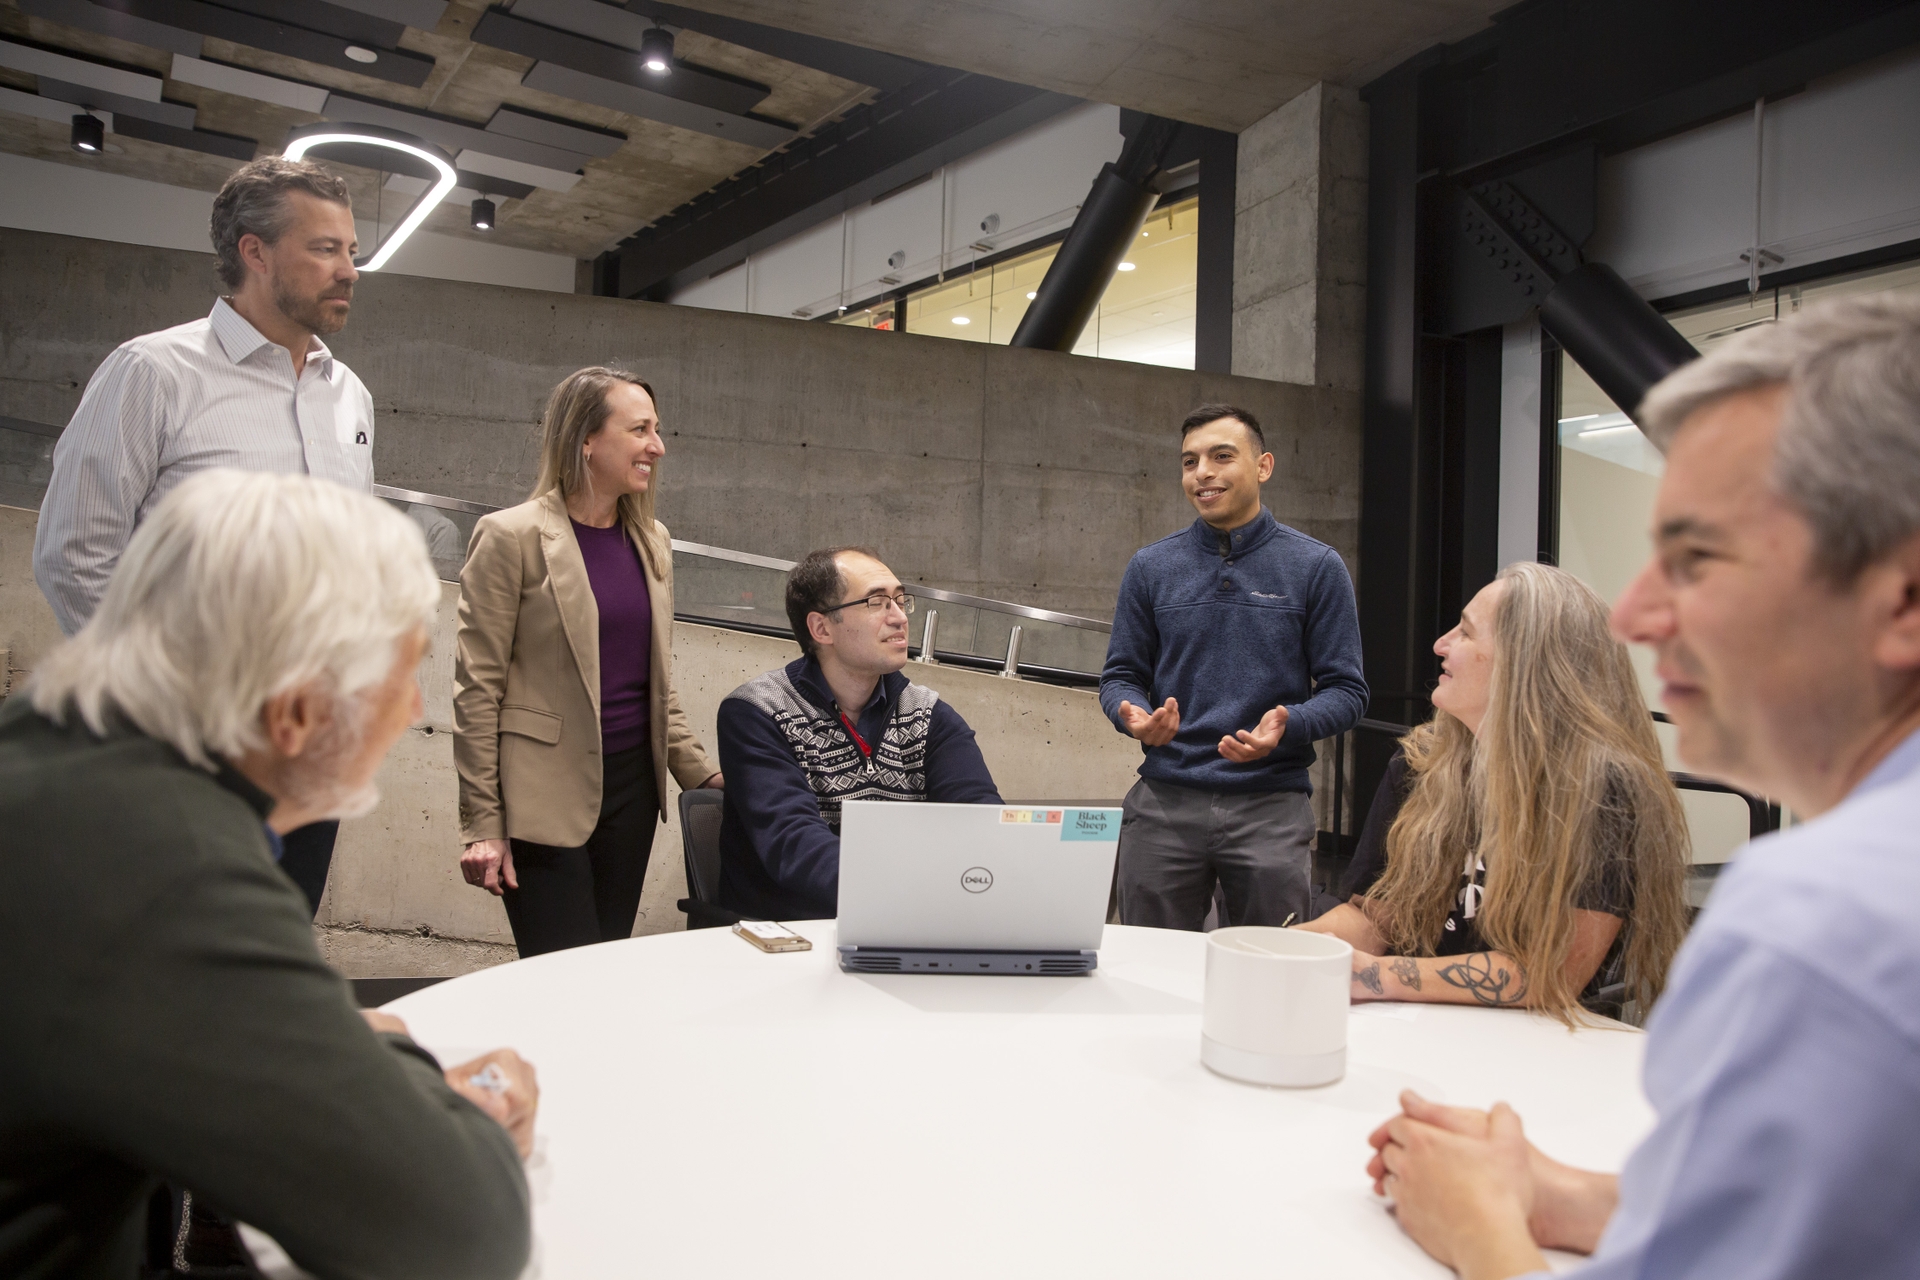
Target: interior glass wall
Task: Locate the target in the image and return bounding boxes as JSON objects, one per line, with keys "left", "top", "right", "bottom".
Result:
{"left": 1555, "top": 256, "right": 1920, "bottom": 887}
{"left": 831, "top": 196, "right": 1199, "bottom": 369}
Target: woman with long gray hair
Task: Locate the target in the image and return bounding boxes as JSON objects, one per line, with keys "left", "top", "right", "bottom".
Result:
{"left": 454, "top": 367, "right": 721, "bottom": 957}
{"left": 1299, "top": 561, "right": 1690, "bottom": 1022}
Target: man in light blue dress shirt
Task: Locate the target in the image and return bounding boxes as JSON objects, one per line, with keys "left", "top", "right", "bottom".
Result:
{"left": 1366, "top": 294, "right": 1920, "bottom": 1280}
{"left": 33, "top": 156, "right": 374, "bottom": 919}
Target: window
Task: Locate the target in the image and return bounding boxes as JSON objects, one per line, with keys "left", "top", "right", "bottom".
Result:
{"left": 1554, "top": 255, "right": 1920, "bottom": 882}
{"left": 830, "top": 196, "right": 1199, "bottom": 369}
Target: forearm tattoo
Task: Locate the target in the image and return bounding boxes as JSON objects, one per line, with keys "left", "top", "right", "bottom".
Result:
{"left": 1388, "top": 956, "right": 1422, "bottom": 991}
{"left": 1355, "top": 961, "right": 1384, "bottom": 996}
{"left": 1436, "top": 953, "right": 1528, "bottom": 1006}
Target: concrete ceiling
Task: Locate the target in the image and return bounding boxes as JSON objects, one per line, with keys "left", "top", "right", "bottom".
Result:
{"left": 668, "top": 0, "right": 1509, "bottom": 132}
{"left": 0, "top": 0, "right": 871, "bottom": 260}
{"left": 0, "top": 0, "right": 1507, "bottom": 266}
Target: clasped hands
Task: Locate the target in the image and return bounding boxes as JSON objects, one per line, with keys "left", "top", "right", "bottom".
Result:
{"left": 1116, "top": 696, "right": 1289, "bottom": 762}
{"left": 1368, "top": 1090, "right": 1617, "bottom": 1280}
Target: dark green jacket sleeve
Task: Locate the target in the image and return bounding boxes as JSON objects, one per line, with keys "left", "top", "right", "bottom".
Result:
{"left": 21, "top": 786, "right": 530, "bottom": 1280}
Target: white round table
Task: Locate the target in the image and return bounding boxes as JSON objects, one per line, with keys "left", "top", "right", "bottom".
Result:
{"left": 387, "top": 923, "right": 1654, "bottom": 1279}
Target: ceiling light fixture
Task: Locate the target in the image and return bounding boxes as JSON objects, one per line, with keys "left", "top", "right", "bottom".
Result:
{"left": 283, "top": 122, "right": 457, "bottom": 271}
{"left": 1026, "top": 291, "right": 1036, "bottom": 299}
{"left": 639, "top": 25, "right": 674, "bottom": 73}
{"left": 70, "top": 112, "right": 103, "bottom": 154}
{"left": 1116, "top": 262, "right": 1136, "bottom": 271}
{"left": 952, "top": 316, "right": 970, "bottom": 326}
{"left": 344, "top": 45, "right": 379, "bottom": 64}
{"left": 471, "top": 197, "right": 495, "bottom": 231}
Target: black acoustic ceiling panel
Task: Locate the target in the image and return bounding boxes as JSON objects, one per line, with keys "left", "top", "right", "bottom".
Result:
{"left": 471, "top": 9, "right": 767, "bottom": 115}
{"left": 201, "top": 0, "right": 406, "bottom": 49}
{"left": 112, "top": 113, "right": 256, "bottom": 159}
{"left": 642, "top": 2, "right": 926, "bottom": 91}
{"left": 36, "top": 77, "right": 196, "bottom": 127}
{"left": 90, "top": 0, "right": 437, "bottom": 88}
{"left": 485, "top": 105, "right": 625, "bottom": 158}
{"left": 17, "top": 0, "right": 203, "bottom": 56}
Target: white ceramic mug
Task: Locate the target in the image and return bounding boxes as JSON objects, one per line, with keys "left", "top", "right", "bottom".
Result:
{"left": 1202, "top": 926, "right": 1352, "bottom": 1087}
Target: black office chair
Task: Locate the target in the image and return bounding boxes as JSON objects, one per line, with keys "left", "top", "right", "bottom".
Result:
{"left": 677, "top": 788, "right": 742, "bottom": 929}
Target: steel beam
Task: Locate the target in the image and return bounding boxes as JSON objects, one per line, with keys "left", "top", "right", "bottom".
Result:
{"left": 605, "top": 71, "right": 1077, "bottom": 300}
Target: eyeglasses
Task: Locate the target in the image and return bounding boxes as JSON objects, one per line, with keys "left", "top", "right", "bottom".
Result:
{"left": 821, "top": 591, "right": 917, "bottom": 617}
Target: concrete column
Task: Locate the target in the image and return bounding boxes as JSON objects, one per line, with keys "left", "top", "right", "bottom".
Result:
{"left": 1231, "top": 83, "right": 1368, "bottom": 391}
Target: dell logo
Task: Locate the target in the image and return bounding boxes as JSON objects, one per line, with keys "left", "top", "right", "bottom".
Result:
{"left": 961, "top": 867, "right": 993, "bottom": 893}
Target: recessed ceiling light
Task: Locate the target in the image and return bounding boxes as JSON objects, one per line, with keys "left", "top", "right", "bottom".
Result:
{"left": 952, "top": 316, "right": 970, "bottom": 326}
{"left": 1026, "top": 291, "right": 1036, "bottom": 300}
{"left": 1116, "top": 262, "right": 1136, "bottom": 271}
{"left": 345, "top": 45, "right": 379, "bottom": 63}
{"left": 1141, "top": 230, "right": 1150, "bottom": 237}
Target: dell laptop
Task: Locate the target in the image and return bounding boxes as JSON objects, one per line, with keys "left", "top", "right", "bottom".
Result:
{"left": 836, "top": 800, "right": 1121, "bottom": 976}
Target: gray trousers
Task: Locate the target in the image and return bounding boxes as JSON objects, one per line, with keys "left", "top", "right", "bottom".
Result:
{"left": 1116, "top": 777, "right": 1315, "bottom": 931}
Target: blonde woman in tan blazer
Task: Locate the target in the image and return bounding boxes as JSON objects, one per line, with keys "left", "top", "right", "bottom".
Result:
{"left": 455, "top": 367, "right": 720, "bottom": 956}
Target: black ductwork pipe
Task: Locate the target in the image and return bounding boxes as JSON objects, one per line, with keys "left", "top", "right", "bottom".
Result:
{"left": 1008, "top": 166, "right": 1158, "bottom": 350}
{"left": 1541, "top": 262, "right": 1699, "bottom": 418}
{"left": 1012, "top": 115, "right": 1180, "bottom": 352}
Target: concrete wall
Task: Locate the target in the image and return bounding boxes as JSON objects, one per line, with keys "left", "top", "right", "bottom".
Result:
{"left": 1232, "top": 83, "right": 1369, "bottom": 393}
{"left": 0, "top": 226, "right": 1361, "bottom": 620}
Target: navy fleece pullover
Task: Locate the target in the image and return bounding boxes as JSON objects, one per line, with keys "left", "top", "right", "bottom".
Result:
{"left": 1099, "top": 510, "right": 1367, "bottom": 794}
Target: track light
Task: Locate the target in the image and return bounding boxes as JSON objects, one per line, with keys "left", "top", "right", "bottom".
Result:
{"left": 471, "top": 197, "right": 495, "bottom": 231}
{"left": 640, "top": 25, "right": 673, "bottom": 73}
{"left": 70, "top": 112, "right": 103, "bottom": 154}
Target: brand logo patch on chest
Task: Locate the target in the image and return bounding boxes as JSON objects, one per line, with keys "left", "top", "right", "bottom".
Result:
{"left": 1250, "top": 591, "right": 1287, "bottom": 601}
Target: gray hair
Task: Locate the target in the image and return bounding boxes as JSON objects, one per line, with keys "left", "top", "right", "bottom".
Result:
{"left": 1639, "top": 293, "right": 1920, "bottom": 583}
{"left": 31, "top": 470, "right": 440, "bottom": 770}
{"left": 210, "top": 157, "right": 353, "bottom": 289}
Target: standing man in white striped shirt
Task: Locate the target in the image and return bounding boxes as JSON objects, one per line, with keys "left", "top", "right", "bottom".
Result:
{"left": 33, "top": 156, "right": 376, "bottom": 916}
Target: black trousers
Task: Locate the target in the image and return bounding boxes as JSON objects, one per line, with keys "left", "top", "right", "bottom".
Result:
{"left": 503, "top": 743, "right": 660, "bottom": 958}
{"left": 279, "top": 820, "right": 339, "bottom": 920}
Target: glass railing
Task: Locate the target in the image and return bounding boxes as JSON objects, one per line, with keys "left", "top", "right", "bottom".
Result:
{"left": 389, "top": 493, "right": 1119, "bottom": 683}
{"left": 378, "top": 491, "right": 1114, "bottom": 686}
{"left": 665, "top": 536, "right": 1113, "bottom": 684}
{"left": 0, "top": 415, "right": 1116, "bottom": 685}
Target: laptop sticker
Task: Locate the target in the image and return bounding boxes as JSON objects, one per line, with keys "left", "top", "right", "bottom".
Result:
{"left": 999, "top": 808, "right": 1063, "bottom": 824}
{"left": 1061, "top": 809, "right": 1120, "bottom": 841}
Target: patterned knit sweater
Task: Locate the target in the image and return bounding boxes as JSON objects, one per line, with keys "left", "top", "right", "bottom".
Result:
{"left": 713, "top": 657, "right": 1001, "bottom": 920}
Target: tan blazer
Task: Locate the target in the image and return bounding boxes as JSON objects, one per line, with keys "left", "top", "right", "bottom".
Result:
{"left": 453, "top": 488, "right": 718, "bottom": 848}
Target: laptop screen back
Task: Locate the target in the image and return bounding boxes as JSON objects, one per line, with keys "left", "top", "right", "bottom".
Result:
{"left": 837, "top": 801, "right": 1120, "bottom": 951}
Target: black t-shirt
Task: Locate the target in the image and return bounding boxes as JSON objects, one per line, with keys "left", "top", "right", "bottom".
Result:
{"left": 1341, "top": 750, "right": 1635, "bottom": 995}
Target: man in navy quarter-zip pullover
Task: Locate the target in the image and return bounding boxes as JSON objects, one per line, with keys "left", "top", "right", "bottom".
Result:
{"left": 1100, "top": 405, "right": 1367, "bottom": 930}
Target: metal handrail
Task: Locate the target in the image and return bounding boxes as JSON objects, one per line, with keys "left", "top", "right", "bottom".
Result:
{"left": 371, "top": 483, "right": 499, "bottom": 517}
{"left": 374, "top": 487, "right": 1115, "bottom": 633}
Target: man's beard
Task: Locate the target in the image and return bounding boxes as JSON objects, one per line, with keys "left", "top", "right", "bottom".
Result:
{"left": 273, "top": 273, "right": 352, "bottom": 336}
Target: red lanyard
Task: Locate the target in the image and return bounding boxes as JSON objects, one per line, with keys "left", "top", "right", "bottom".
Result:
{"left": 839, "top": 713, "right": 872, "bottom": 758}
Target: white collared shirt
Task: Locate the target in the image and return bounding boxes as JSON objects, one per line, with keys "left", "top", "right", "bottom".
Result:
{"left": 32, "top": 298, "right": 376, "bottom": 635}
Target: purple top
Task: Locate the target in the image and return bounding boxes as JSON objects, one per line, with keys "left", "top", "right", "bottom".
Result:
{"left": 570, "top": 519, "right": 652, "bottom": 755}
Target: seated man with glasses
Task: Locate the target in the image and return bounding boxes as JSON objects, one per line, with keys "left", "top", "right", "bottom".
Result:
{"left": 715, "top": 545, "right": 1002, "bottom": 920}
